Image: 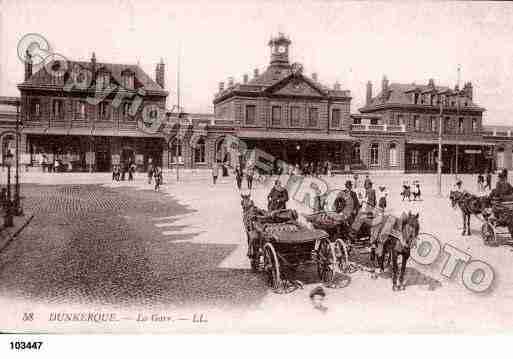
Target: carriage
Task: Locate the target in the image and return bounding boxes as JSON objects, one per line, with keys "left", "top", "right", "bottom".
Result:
{"left": 480, "top": 199, "right": 513, "bottom": 246}
{"left": 242, "top": 198, "right": 346, "bottom": 292}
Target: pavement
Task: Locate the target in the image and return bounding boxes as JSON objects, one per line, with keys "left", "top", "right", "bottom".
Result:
{"left": 0, "top": 170, "right": 512, "bottom": 333}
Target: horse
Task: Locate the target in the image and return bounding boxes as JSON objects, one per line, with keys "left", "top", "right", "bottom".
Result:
{"left": 449, "top": 191, "right": 490, "bottom": 236}
{"left": 401, "top": 185, "right": 411, "bottom": 201}
{"left": 375, "top": 212, "right": 420, "bottom": 291}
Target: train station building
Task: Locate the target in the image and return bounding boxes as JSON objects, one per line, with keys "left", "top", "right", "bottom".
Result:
{"left": 2, "top": 33, "right": 512, "bottom": 174}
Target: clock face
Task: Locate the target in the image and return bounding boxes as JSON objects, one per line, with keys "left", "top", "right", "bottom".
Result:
{"left": 278, "top": 45, "right": 286, "bottom": 53}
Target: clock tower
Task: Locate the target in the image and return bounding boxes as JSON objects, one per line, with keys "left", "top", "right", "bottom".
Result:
{"left": 268, "top": 33, "right": 291, "bottom": 67}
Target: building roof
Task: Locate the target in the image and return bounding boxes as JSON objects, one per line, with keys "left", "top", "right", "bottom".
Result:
{"left": 361, "top": 82, "right": 483, "bottom": 112}
{"left": 19, "top": 59, "right": 167, "bottom": 95}
{"left": 214, "top": 65, "right": 350, "bottom": 103}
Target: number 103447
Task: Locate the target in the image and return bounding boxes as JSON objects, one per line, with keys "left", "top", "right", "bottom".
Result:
{"left": 10, "top": 341, "right": 43, "bottom": 350}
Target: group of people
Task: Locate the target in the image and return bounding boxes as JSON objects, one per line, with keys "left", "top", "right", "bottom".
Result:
{"left": 38, "top": 154, "right": 70, "bottom": 172}
{"left": 232, "top": 164, "right": 256, "bottom": 190}
{"left": 112, "top": 160, "right": 137, "bottom": 182}
{"left": 476, "top": 171, "right": 493, "bottom": 192}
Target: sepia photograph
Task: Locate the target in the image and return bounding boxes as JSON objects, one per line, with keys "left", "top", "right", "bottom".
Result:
{"left": 0, "top": 0, "right": 512, "bottom": 342}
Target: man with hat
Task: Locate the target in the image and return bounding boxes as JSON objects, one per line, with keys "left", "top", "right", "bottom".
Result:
{"left": 334, "top": 180, "right": 360, "bottom": 224}
{"left": 492, "top": 169, "right": 513, "bottom": 200}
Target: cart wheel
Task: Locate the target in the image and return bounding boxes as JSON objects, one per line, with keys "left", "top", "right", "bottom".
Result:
{"left": 263, "top": 243, "right": 281, "bottom": 290}
{"left": 481, "top": 223, "right": 497, "bottom": 246}
{"left": 335, "top": 238, "right": 350, "bottom": 272}
{"left": 317, "top": 239, "right": 336, "bottom": 283}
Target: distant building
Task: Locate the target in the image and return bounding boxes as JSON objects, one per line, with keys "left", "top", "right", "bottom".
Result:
{"left": 18, "top": 52, "right": 168, "bottom": 171}
{"left": 357, "top": 77, "right": 489, "bottom": 173}
{"left": 212, "top": 33, "right": 355, "bottom": 171}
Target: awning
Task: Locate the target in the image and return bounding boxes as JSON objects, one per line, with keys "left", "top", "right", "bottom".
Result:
{"left": 237, "top": 130, "right": 356, "bottom": 142}
{"left": 407, "top": 138, "right": 495, "bottom": 146}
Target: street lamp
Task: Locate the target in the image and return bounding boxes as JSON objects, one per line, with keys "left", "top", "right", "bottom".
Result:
{"left": 14, "top": 104, "right": 22, "bottom": 215}
{"left": 4, "top": 151, "right": 14, "bottom": 227}
{"left": 437, "top": 99, "right": 443, "bottom": 197}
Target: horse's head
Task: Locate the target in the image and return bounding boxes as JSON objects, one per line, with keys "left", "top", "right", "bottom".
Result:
{"left": 449, "top": 190, "right": 461, "bottom": 208}
{"left": 401, "top": 211, "right": 420, "bottom": 247}
{"left": 241, "top": 194, "right": 253, "bottom": 211}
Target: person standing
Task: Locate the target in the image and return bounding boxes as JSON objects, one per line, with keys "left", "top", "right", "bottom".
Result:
{"left": 235, "top": 164, "right": 243, "bottom": 190}
{"left": 41, "top": 154, "right": 47, "bottom": 173}
{"left": 246, "top": 165, "right": 254, "bottom": 190}
{"left": 365, "top": 181, "right": 377, "bottom": 210}
{"left": 485, "top": 170, "right": 492, "bottom": 191}
{"left": 364, "top": 175, "right": 372, "bottom": 191}
{"left": 212, "top": 161, "right": 219, "bottom": 185}
{"left": 147, "top": 158, "right": 154, "bottom": 185}
{"left": 267, "top": 180, "right": 289, "bottom": 211}
{"left": 154, "top": 166, "right": 162, "bottom": 191}
{"left": 477, "top": 173, "right": 484, "bottom": 192}
{"left": 327, "top": 161, "right": 332, "bottom": 177}
{"left": 128, "top": 160, "right": 136, "bottom": 181}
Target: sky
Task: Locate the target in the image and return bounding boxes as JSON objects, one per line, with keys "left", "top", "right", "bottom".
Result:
{"left": 1, "top": 0, "right": 513, "bottom": 124}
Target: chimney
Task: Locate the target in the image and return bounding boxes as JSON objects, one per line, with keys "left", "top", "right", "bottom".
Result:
{"left": 253, "top": 68, "right": 259, "bottom": 78}
{"left": 228, "top": 76, "right": 234, "bottom": 87}
{"left": 366, "top": 81, "right": 372, "bottom": 105}
{"left": 464, "top": 82, "right": 473, "bottom": 101}
{"left": 219, "top": 82, "right": 225, "bottom": 92}
{"left": 155, "top": 58, "right": 165, "bottom": 89}
{"left": 243, "top": 74, "right": 248, "bottom": 84}
{"left": 333, "top": 81, "right": 341, "bottom": 91}
{"left": 312, "top": 73, "right": 318, "bottom": 82}
{"left": 382, "top": 75, "right": 389, "bottom": 93}
{"left": 91, "top": 52, "right": 97, "bottom": 77}
{"left": 24, "top": 50, "right": 32, "bottom": 81}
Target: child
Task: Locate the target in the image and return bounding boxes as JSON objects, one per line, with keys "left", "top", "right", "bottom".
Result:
{"left": 377, "top": 185, "right": 388, "bottom": 211}
{"left": 412, "top": 182, "right": 421, "bottom": 201}
{"left": 309, "top": 286, "right": 327, "bottom": 314}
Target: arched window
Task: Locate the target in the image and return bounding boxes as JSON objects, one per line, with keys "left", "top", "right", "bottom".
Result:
{"left": 168, "top": 138, "right": 183, "bottom": 165}
{"left": 370, "top": 143, "right": 379, "bottom": 166}
{"left": 389, "top": 143, "right": 398, "bottom": 167}
{"left": 194, "top": 137, "right": 206, "bottom": 164}
{"left": 352, "top": 142, "right": 361, "bottom": 163}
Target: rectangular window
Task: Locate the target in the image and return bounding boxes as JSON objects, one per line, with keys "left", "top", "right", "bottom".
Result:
{"left": 332, "top": 109, "right": 341, "bottom": 128}
{"left": 458, "top": 117, "right": 464, "bottom": 134}
{"left": 271, "top": 106, "right": 281, "bottom": 127}
{"left": 472, "top": 118, "right": 478, "bottom": 132}
{"left": 52, "top": 99, "right": 63, "bottom": 119}
{"left": 443, "top": 116, "right": 450, "bottom": 133}
{"left": 413, "top": 93, "right": 419, "bottom": 104}
{"left": 75, "top": 100, "right": 86, "bottom": 119}
{"left": 413, "top": 115, "right": 420, "bottom": 131}
{"left": 370, "top": 143, "right": 379, "bottom": 166}
{"left": 290, "top": 106, "right": 300, "bottom": 127}
{"left": 430, "top": 116, "right": 437, "bottom": 132}
{"left": 370, "top": 118, "right": 379, "bottom": 125}
{"left": 99, "top": 102, "right": 110, "bottom": 120}
{"left": 245, "top": 105, "right": 256, "bottom": 125}
{"left": 122, "top": 103, "right": 132, "bottom": 119}
{"left": 308, "top": 107, "right": 318, "bottom": 127}
{"left": 397, "top": 114, "right": 403, "bottom": 125}
{"left": 31, "top": 99, "right": 41, "bottom": 118}
{"left": 353, "top": 117, "right": 361, "bottom": 125}
{"left": 122, "top": 74, "right": 134, "bottom": 89}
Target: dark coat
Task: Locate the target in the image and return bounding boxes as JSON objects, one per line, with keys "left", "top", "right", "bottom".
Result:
{"left": 268, "top": 187, "right": 289, "bottom": 211}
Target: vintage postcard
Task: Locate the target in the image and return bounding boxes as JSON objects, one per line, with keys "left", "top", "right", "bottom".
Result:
{"left": 0, "top": 0, "right": 511, "bottom": 339}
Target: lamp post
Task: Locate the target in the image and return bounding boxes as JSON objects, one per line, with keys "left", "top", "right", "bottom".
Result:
{"left": 437, "top": 100, "right": 443, "bottom": 197}
{"left": 14, "top": 104, "right": 22, "bottom": 215}
{"left": 4, "top": 151, "right": 14, "bottom": 227}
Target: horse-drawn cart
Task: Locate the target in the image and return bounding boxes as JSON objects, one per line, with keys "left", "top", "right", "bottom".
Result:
{"left": 481, "top": 200, "right": 513, "bottom": 246}
{"left": 242, "top": 196, "right": 346, "bottom": 293}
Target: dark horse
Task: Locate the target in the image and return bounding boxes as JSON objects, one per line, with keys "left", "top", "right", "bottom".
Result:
{"left": 449, "top": 191, "right": 490, "bottom": 236}
{"left": 376, "top": 212, "right": 420, "bottom": 291}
